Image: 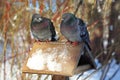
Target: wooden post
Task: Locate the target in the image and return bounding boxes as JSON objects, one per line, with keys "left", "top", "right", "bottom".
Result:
{"left": 22, "top": 73, "right": 26, "bottom": 80}
{"left": 52, "top": 75, "right": 69, "bottom": 80}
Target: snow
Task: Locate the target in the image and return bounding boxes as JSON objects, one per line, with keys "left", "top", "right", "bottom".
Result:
{"left": 103, "top": 40, "right": 108, "bottom": 48}
{"left": 47, "top": 54, "right": 62, "bottom": 71}
{"left": 27, "top": 49, "right": 45, "bottom": 70}
{"left": 97, "top": 6, "right": 102, "bottom": 13}
{"left": 0, "top": 61, "right": 21, "bottom": 80}
{"left": 111, "top": 39, "right": 114, "bottom": 44}
{"left": 13, "top": 15, "right": 17, "bottom": 20}
{"left": 118, "top": 15, "right": 120, "bottom": 20}
{"left": 40, "top": 75, "right": 52, "bottom": 80}
{"left": 103, "top": 39, "right": 108, "bottom": 54}
{"left": 27, "top": 49, "right": 62, "bottom": 71}
{"left": 112, "top": 66, "right": 120, "bottom": 80}
{"left": 69, "top": 59, "right": 120, "bottom": 80}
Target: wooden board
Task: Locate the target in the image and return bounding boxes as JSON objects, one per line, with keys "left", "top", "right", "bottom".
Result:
{"left": 22, "top": 42, "right": 84, "bottom": 76}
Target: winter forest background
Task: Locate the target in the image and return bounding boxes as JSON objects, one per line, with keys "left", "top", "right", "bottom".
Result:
{"left": 0, "top": 0, "right": 120, "bottom": 80}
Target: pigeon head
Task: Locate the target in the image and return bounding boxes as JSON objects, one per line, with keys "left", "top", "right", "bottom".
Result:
{"left": 62, "top": 13, "right": 76, "bottom": 24}
{"left": 32, "top": 13, "right": 42, "bottom": 23}
{"left": 31, "top": 14, "right": 43, "bottom": 31}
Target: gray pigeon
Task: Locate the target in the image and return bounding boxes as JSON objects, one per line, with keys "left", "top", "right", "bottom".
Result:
{"left": 60, "top": 13, "right": 91, "bottom": 49}
{"left": 30, "top": 13, "right": 58, "bottom": 41}
{"left": 60, "top": 13, "right": 97, "bottom": 73}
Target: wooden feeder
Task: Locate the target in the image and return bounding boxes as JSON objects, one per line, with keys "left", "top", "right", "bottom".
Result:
{"left": 22, "top": 42, "right": 96, "bottom": 76}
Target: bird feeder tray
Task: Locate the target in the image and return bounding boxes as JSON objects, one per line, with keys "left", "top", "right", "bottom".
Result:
{"left": 22, "top": 42, "right": 96, "bottom": 76}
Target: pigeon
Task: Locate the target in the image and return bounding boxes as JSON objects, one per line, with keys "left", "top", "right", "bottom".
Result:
{"left": 30, "top": 13, "right": 58, "bottom": 42}
{"left": 60, "top": 13, "right": 97, "bottom": 71}
{"left": 60, "top": 13, "right": 91, "bottom": 50}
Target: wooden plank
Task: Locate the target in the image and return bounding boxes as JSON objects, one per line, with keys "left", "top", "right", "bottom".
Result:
{"left": 22, "top": 42, "right": 84, "bottom": 76}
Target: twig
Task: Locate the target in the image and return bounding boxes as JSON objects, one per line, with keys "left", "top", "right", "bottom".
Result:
{"left": 83, "top": 57, "right": 113, "bottom": 80}
{"left": 44, "top": 75, "right": 50, "bottom": 80}
{"left": 0, "top": 49, "right": 29, "bottom": 63}
{"left": 100, "top": 53, "right": 115, "bottom": 80}
{"left": 3, "top": 38, "right": 7, "bottom": 80}
{"left": 37, "top": 75, "right": 41, "bottom": 80}
{"left": 100, "top": 59, "right": 112, "bottom": 80}
{"left": 74, "top": 0, "right": 83, "bottom": 15}
{"left": 76, "top": 72, "right": 84, "bottom": 80}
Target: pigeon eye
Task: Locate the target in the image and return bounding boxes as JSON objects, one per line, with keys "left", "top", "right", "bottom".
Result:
{"left": 38, "top": 18, "right": 42, "bottom": 21}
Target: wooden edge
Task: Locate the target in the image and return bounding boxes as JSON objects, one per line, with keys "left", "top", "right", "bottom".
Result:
{"left": 84, "top": 44, "right": 97, "bottom": 69}
{"left": 71, "top": 44, "right": 84, "bottom": 74}
{"left": 74, "top": 64, "right": 92, "bottom": 74}
{"left": 22, "top": 69, "right": 73, "bottom": 77}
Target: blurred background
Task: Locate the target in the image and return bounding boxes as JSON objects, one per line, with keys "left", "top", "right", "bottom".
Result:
{"left": 0, "top": 0, "right": 120, "bottom": 80}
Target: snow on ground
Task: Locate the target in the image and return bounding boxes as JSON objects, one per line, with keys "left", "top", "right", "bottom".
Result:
{"left": 0, "top": 61, "right": 22, "bottom": 80}
{"left": 112, "top": 66, "right": 120, "bottom": 80}
{"left": 69, "top": 59, "right": 120, "bottom": 80}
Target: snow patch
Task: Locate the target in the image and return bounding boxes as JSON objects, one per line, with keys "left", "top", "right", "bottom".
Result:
{"left": 97, "top": 6, "right": 102, "bottom": 12}
{"left": 13, "top": 15, "right": 17, "bottom": 20}
{"left": 47, "top": 60, "right": 62, "bottom": 72}
{"left": 27, "top": 49, "right": 63, "bottom": 71}
{"left": 103, "top": 39, "right": 108, "bottom": 49}
{"left": 27, "top": 49, "right": 45, "bottom": 70}
{"left": 69, "top": 59, "right": 120, "bottom": 80}
{"left": 118, "top": 15, "right": 120, "bottom": 20}
{"left": 111, "top": 39, "right": 114, "bottom": 44}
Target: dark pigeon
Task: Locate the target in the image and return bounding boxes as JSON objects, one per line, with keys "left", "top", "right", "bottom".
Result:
{"left": 30, "top": 13, "right": 58, "bottom": 41}
{"left": 60, "top": 13, "right": 97, "bottom": 72}
{"left": 60, "top": 13, "right": 91, "bottom": 50}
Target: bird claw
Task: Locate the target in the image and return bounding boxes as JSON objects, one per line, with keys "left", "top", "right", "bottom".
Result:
{"left": 72, "top": 42, "right": 79, "bottom": 46}
{"left": 45, "top": 40, "right": 50, "bottom": 43}
{"left": 66, "top": 41, "right": 79, "bottom": 46}
{"left": 31, "top": 39, "right": 36, "bottom": 43}
{"left": 32, "top": 39, "right": 41, "bottom": 44}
